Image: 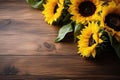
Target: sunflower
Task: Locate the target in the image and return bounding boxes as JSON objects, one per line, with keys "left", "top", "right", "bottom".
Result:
{"left": 100, "top": 1, "right": 120, "bottom": 41}
{"left": 77, "top": 21, "right": 103, "bottom": 58}
{"left": 68, "top": 0, "right": 103, "bottom": 24}
{"left": 42, "top": 0, "right": 64, "bottom": 25}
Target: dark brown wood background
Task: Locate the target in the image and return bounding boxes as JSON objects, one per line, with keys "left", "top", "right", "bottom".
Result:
{"left": 0, "top": 0, "right": 120, "bottom": 80}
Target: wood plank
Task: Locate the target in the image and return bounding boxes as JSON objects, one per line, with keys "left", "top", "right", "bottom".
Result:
{"left": 0, "top": 75, "right": 120, "bottom": 80}
{"left": 0, "top": 56, "right": 119, "bottom": 78}
{"left": 0, "top": 19, "right": 76, "bottom": 55}
{"left": 0, "top": 0, "right": 120, "bottom": 79}
{"left": 0, "top": 19, "right": 57, "bottom": 34}
{"left": 0, "top": 0, "right": 43, "bottom": 19}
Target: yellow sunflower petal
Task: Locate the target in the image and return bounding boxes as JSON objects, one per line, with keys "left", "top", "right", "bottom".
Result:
{"left": 100, "top": 0, "right": 117, "bottom": 27}
{"left": 77, "top": 21, "right": 103, "bottom": 58}
{"left": 92, "top": 49, "right": 96, "bottom": 58}
{"left": 101, "top": 1, "right": 120, "bottom": 41}
{"left": 42, "top": 0, "right": 64, "bottom": 25}
{"left": 68, "top": 0, "right": 103, "bottom": 24}
{"left": 113, "top": 0, "right": 120, "bottom": 5}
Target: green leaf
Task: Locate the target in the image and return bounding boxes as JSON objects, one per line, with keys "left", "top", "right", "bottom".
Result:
{"left": 74, "top": 24, "right": 83, "bottom": 42}
{"left": 106, "top": 31, "right": 120, "bottom": 58}
{"left": 55, "top": 23, "right": 73, "bottom": 42}
{"left": 26, "top": 0, "right": 44, "bottom": 10}
{"left": 106, "top": 31, "right": 113, "bottom": 44}
{"left": 111, "top": 37, "right": 120, "bottom": 58}
{"left": 62, "top": 14, "right": 71, "bottom": 23}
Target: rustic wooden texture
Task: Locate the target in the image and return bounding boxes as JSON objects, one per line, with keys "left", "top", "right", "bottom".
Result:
{"left": 0, "top": 0, "right": 120, "bottom": 80}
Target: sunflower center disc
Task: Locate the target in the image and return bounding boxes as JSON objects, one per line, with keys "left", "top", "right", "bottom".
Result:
{"left": 88, "top": 34, "right": 96, "bottom": 46}
{"left": 78, "top": 1, "right": 96, "bottom": 17}
{"left": 105, "top": 13, "right": 120, "bottom": 31}
{"left": 54, "top": 4, "right": 58, "bottom": 13}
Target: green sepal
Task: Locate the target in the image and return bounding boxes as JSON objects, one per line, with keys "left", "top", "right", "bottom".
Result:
{"left": 64, "top": 0, "right": 71, "bottom": 5}
{"left": 55, "top": 23, "right": 73, "bottom": 42}
{"left": 97, "top": 11, "right": 102, "bottom": 16}
{"left": 101, "top": 1, "right": 110, "bottom": 7}
{"left": 26, "top": 0, "right": 45, "bottom": 10}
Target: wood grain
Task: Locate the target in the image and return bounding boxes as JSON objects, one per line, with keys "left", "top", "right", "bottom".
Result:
{"left": 0, "top": 0, "right": 120, "bottom": 80}
{"left": 0, "top": 19, "right": 76, "bottom": 56}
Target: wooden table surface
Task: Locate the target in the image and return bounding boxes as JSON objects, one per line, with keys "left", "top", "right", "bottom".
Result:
{"left": 0, "top": 0, "right": 120, "bottom": 80}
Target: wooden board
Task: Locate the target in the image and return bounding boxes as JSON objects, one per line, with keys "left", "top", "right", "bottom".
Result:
{"left": 0, "top": 0, "right": 120, "bottom": 79}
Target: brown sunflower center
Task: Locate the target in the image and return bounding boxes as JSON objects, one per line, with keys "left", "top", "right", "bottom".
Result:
{"left": 105, "top": 13, "right": 120, "bottom": 31}
{"left": 54, "top": 4, "right": 58, "bottom": 13}
{"left": 78, "top": 1, "right": 96, "bottom": 17}
{"left": 88, "top": 34, "right": 96, "bottom": 46}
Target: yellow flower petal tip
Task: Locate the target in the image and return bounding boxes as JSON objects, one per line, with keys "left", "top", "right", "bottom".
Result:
{"left": 42, "top": 0, "right": 64, "bottom": 25}
{"left": 77, "top": 21, "right": 103, "bottom": 58}
{"left": 101, "top": 1, "right": 120, "bottom": 41}
{"left": 68, "top": 0, "right": 104, "bottom": 24}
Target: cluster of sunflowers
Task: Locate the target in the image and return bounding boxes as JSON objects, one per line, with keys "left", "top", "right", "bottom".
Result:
{"left": 26, "top": 0, "right": 120, "bottom": 58}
